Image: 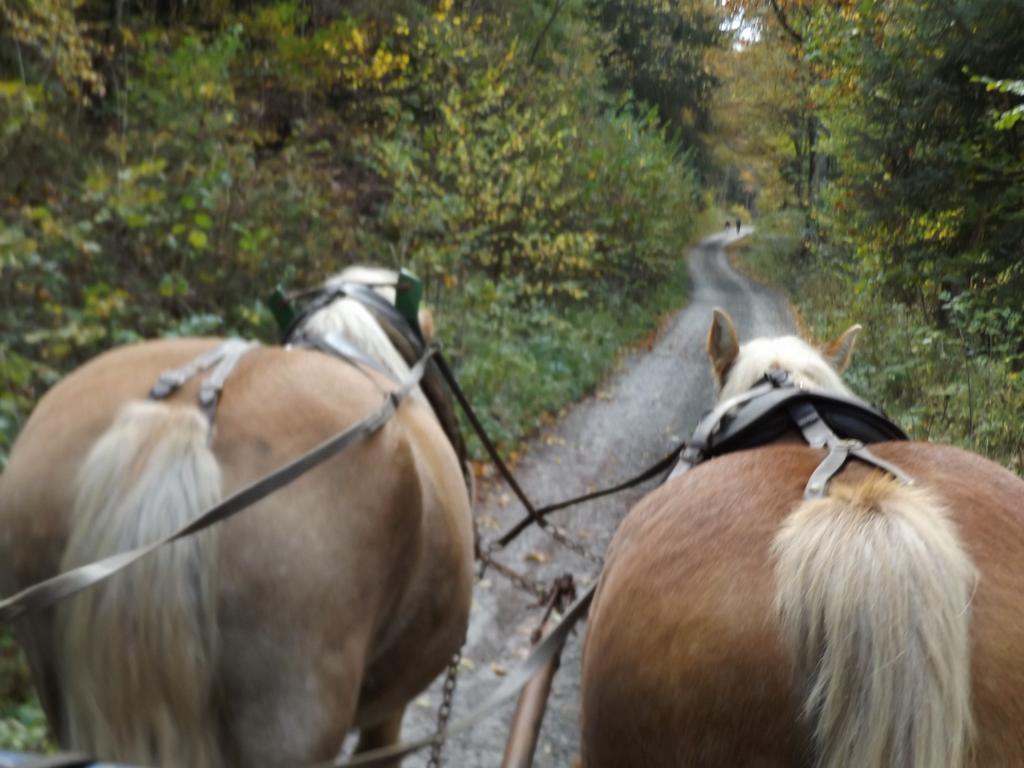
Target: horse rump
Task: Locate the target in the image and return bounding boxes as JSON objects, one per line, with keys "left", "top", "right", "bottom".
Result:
{"left": 58, "top": 400, "right": 223, "bottom": 768}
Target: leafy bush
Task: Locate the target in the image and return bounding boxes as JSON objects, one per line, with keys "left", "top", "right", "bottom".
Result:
{"left": 0, "top": 632, "right": 50, "bottom": 753}
{"left": 740, "top": 214, "right": 1023, "bottom": 473}
{"left": 0, "top": 0, "right": 706, "bottom": 470}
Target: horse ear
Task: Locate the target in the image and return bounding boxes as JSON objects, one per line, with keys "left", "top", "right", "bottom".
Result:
{"left": 825, "top": 324, "right": 862, "bottom": 373}
{"left": 418, "top": 307, "right": 435, "bottom": 340}
{"left": 707, "top": 307, "right": 740, "bottom": 385}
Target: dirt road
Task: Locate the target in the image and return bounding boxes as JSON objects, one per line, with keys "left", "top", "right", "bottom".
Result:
{"left": 393, "top": 229, "right": 796, "bottom": 766}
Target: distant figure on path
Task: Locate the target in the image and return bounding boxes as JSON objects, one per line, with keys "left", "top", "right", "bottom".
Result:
{"left": 724, "top": 220, "right": 731, "bottom": 230}
{"left": 736, "top": 219, "right": 741, "bottom": 234}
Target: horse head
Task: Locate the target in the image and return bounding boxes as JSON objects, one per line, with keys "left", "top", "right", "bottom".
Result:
{"left": 706, "top": 307, "right": 862, "bottom": 400}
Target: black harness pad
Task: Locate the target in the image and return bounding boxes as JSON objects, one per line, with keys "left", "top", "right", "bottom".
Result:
{"left": 707, "top": 387, "right": 908, "bottom": 458}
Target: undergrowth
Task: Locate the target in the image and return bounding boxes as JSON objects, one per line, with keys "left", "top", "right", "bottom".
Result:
{"left": 447, "top": 250, "right": 692, "bottom": 459}
{"left": 0, "top": 632, "right": 49, "bottom": 753}
{"left": 737, "top": 212, "right": 1023, "bottom": 473}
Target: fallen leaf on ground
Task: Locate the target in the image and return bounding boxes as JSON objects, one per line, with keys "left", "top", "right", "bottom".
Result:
{"left": 491, "top": 663, "right": 507, "bottom": 677}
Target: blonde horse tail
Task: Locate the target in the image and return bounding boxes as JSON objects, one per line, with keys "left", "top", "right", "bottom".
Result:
{"left": 58, "top": 401, "right": 223, "bottom": 768}
{"left": 773, "top": 474, "right": 976, "bottom": 768}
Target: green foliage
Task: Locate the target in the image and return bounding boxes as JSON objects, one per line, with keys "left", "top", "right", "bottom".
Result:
{"left": 740, "top": 214, "right": 1024, "bottom": 473}
{"left": 717, "top": 0, "right": 1024, "bottom": 476}
{"left": 0, "top": 700, "right": 50, "bottom": 755}
{"left": 0, "top": 631, "right": 49, "bottom": 753}
{"left": 592, "top": 0, "right": 722, "bottom": 174}
{"left": 350, "top": 0, "right": 704, "bottom": 449}
{"left": 711, "top": 2, "right": 822, "bottom": 215}
{"left": 0, "top": 3, "right": 707, "bottom": 457}
{"left": 0, "top": 0, "right": 103, "bottom": 102}
{"left": 971, "top": 74, "right": 1024, "bottom": 130}
{"left": 368, "top": 63, "right": 698, "bottom": 304}
{"left": 805, "top": 0, "right": 1024, "bottom": 309}
{"left": 454, "top": 258, "right": 691, "bottom": 453}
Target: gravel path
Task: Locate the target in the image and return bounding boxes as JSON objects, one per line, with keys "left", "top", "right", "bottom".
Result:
{"left": 393, "top": 228, "right": 796, "bottom": 766}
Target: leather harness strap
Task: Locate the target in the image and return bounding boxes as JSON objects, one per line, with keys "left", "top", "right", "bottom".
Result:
{"left": 149, "top": 338, "right": 258, "bottom": 428}
{"left": 283, "top": 282, "right": 426, "bottom": 357}
{"left": 196, "top": 341, "right": 258, "bottom": 425}
{"left": 293, "top": 331, "right": 397, "bottom": 382}
{"left": 669, "top": 374, "right": 783, "bottom": 479}
{"left": 149, "top": 340, "right": 244, "bottom": 400}
{"left": 286, "top": 281, "right": 472, "bottom": 487}
{"left": 342, "top": 283, "right": 427, "bottom": 353}
{"left": 670, "top": 369, "right": 910, "bottom": 495}
{"left": 788, "top": 399, "right": 914, "bottom": 498}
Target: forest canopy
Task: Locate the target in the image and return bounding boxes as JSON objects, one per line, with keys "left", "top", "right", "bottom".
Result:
{"left": 0, "top": 0, "right": 721, "bottom": 468}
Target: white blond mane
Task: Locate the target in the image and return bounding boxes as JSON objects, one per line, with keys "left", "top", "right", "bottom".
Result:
{"left": 299, "top": 266, "right": 426, "bottom": 404}
{"left": 720, "top": 334, "right": 853, "bottom": 401}
{"left": 326, "top": 265, "right": 398, "bottom": 304}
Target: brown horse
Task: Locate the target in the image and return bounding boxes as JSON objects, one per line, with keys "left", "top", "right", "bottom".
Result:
{"left": 581, "top": 308, "right": 1024, "bottom": 767}
{"left": 0, "top": 267, "right": 474, "bottom": 767}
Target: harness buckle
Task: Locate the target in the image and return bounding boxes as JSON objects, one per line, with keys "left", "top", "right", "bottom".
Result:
{"left": 681, "top": 445, "right": 705, "bottom": 464}
{"left": 832, "top": 438, "right": 864, "bottom": 451}
{"left": 150, "top": 371, "right": 187, "bottom": 400}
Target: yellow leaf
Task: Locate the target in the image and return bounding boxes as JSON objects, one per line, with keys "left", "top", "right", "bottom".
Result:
{"left": 188, "top": 230, "right": 208, "bottom": 249}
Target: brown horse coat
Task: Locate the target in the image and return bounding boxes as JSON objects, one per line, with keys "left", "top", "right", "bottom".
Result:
{"left": 0, "top": 336, "right": 473, "bottom": 766}
{"left": 581, "top": 309, "right": 1024, "bottom": 767}
{"left": 581, "top": 442, "right": 1024, "bottom": 766}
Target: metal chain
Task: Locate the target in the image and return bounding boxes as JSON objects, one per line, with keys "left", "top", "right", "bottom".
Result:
{"left": 477, "top": 523, "right": 602, "bottom": 598}
{"left": 426, "top": 650, "right": 462, "bottom": 768}
{"left": 541, "top": 522, "right": 604, "bottom": 566}
{"left": 477, "top": 549, "right": 549, "bottom": 601}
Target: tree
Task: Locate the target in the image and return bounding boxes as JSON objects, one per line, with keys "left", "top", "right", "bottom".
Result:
{"left": 809, "top": 0, "right": 1024, "bottom": 311}
{"left": 591, "top": 0, "right": 723, "bottom": 175}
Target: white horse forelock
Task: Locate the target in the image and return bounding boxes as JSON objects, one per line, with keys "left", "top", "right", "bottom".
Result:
{"left": 720, "top": 334, "right": 854, "bottom": 401}
{"left": 299, "top": 266, "right": 427, "bottom": 405}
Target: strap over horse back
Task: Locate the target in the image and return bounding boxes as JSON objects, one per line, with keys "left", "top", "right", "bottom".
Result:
{"left": 672, "top": 369, "right": 912, "bottom": 499}
{"left": 149, "top": 339, "right": 259, "bottom": 427}
{"left": 283, "top": 280, "right": 469, "bottom": 476}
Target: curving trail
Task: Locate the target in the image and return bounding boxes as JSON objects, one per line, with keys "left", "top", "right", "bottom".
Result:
{"left": 395, "top": 228, "right": 796, "bottom": 766}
